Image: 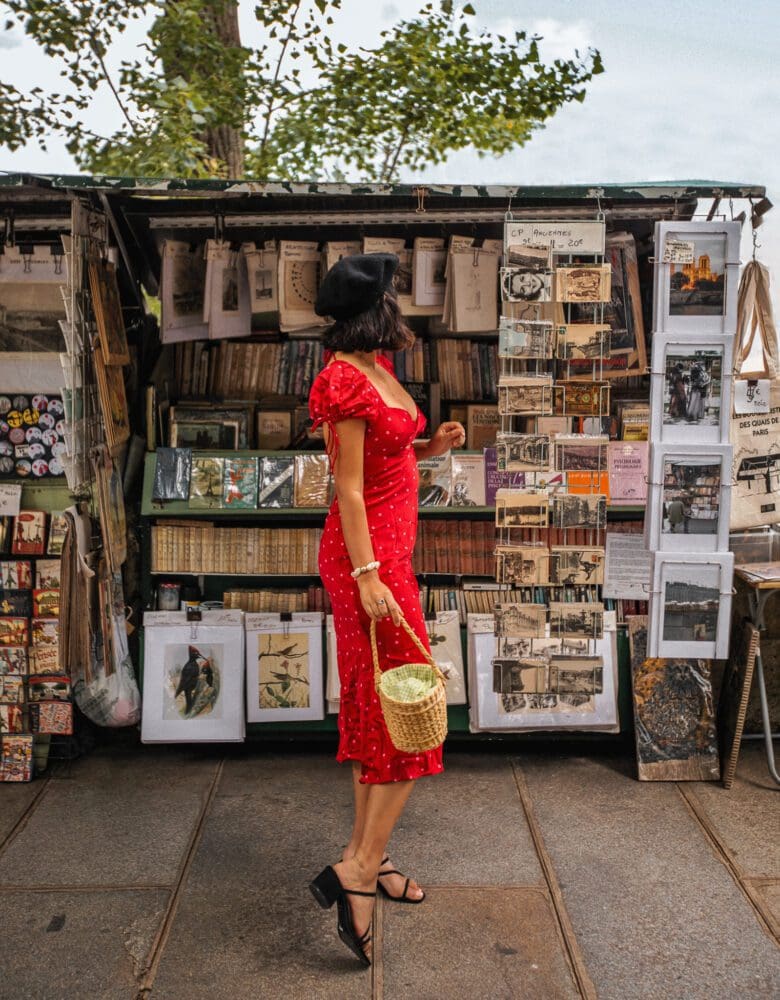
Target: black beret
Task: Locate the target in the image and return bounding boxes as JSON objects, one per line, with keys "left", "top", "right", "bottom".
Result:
{"left": 315, "top": 252, "right": 399, "bottom": 321}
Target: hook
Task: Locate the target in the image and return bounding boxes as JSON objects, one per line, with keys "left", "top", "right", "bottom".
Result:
{"left": 505, "top": 193, "right": 514, "bottom": 222}
{"left": 413, "top": 186, "right": 428, "bottom": 214}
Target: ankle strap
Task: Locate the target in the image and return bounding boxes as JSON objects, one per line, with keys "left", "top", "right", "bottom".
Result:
{"left": 344, "top": 888, "right": 376, "bottom": 898}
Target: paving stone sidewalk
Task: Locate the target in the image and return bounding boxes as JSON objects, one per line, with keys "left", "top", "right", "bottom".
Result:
{"left": 1, "top": 742, "right": 778, "bottom": 1000}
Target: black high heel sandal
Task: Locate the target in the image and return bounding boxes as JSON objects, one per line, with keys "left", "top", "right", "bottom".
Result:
{"left": 309, "top": 865, "right": 376, "bottom": 967}
{"left": 377, "top": 855, "right": 426, "bottom": 904}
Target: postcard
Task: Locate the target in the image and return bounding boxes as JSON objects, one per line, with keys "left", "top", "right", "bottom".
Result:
{"left": 492, "top": 657, "right": 548, "bottom": 694}
{"left": 555, "top": 324, "right": 611, "bottom": 360}
{"left": 495, "top": 489, "right": 549, "bottom": 528}
{"left": 0, "top": 704, "right": 23, "bottom": 733}
{"left": 498, "top": 317, "right": 554, "bottom": 359}
{"left": 549, "top": 656, "right": 604, "bottom": 695}
{"left": 549, "top": 546, "right": 605, "bottom": 585}
{"left": 29, "top": 701, "right": 74, "bottom": 735}
{"left": 496, "top": 433, "right": 550, "bottom": 473}
{"left": 550, "top": 493, "right": 606, "bottom": 530}
{"left": 0, "top": 675, "right": 24, "bottom": 704}
{"left": 556, "top": 264, "right": 611, "bottom": 303}
{"left": 500, "top": 266, "right": 553, "bottom": 303}
{"left": 553, "top": 382, "right": 610, "bottom": 416}
{"left": 0, "top": 560, "right": 32, "bottom": 590}
{"left": 497, "top": 376, "right": 554, "bottom": 416}
{"left": 505, "top": 242, "right": 552, "bottom": 270}
{"left": 553, "top": 435, "right": 609, "bottom": 473}
{"left": 495, "top": 544, "right": 550, "bottom": 586}
{"left": 549, "top": 602, "right": 604, "bottom": 639}
{"left": 28, "top": 645, "right": 60, "bottom": 675}
{"left": 0, "top": 589, "right": 32, "bottom": 617}
{"left": 35, "top": 559, "right": 60, "bottom": 590}
{"left": 31, "top": 618, "right": 59, "bottom": 646}
{"left": 494, "top": 603, "right": 547, "bottom": 639}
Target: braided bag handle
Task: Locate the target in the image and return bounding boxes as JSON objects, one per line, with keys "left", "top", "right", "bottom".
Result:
{"left": 370, "top": 615, "right": 447, "bottom": 692}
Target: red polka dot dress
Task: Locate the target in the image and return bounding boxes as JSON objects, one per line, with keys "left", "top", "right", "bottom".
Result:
{"left": 309, "top": 355, "right": 444, "bottom": 785}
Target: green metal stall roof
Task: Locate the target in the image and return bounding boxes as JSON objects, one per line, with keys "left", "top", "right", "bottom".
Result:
{"left": 0, "top": 172, "right": 767, "bottom": 200}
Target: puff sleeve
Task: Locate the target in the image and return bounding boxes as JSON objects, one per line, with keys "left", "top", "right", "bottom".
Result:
{"left": 309, "top": 362, "right": 377, "bottom": 466}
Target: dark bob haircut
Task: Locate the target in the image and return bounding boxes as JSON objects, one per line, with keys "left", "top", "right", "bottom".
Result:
{"left": 322, "top": 288, "right": 414, "bottom": 354}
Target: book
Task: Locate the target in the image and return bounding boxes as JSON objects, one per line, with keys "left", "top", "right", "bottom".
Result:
{"left": 152, "top": 448, "right": 193, "bottom": 502}
{"left": 188, "top": 457, "right": 225, "bottom": 510}
{"left": 223, "top": 457, "right": 258, "bottom": 509}
{"left": 607, "top": 441, "right": 648, "bottom": 504}
{"left": 451, "top": 453, "right": 486, "bottom": 506}
{"left": 466, "top": 405, "right": 499, "bottom": 450}
{"left": 418, "top": 455, "right": 452, "bottom": 506}
{"left": 294, "top": 454, "right": 332, "bottom": 508}
{"left": 257, "top": 410, "right": 292, "bottom": 450}
{"left": 259, "top": 456, "right": 295, "bottom": 508}
{"left": 11, "top": 511, "right": 46, "bottom": 555}
{"left": 28, "top": 645, "right": 60, "bottom": 675}
{"left": 483, "top": 447, "right": 526, "bottom": 506}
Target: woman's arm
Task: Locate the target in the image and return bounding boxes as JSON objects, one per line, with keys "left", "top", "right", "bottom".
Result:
{"left": 414, "top": 421, "right": 466, "bottom": 461}
{"left": 329, "top": 418, "right": 402, "bottom": 625}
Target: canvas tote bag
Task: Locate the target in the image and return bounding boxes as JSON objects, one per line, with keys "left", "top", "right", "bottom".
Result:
{"left": 730, "top": 262, "right": 780, "bottom": 529}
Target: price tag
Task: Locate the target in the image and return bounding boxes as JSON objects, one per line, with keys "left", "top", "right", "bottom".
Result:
{"left": 0, "top": 484, "right": 22, "bottom": 516}
{"left": 734, "top": 379, "right": 771, "bottom": 415}
{"left": 662, "top": 239, "right": 695, "bottom": 264}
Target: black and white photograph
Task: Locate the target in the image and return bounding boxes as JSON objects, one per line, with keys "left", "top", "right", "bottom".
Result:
{"left": 494, "top": 603, "right": 547, "bottom": 638}
{"left": 663, "top": 348, "right": 723, "bottom": 427}
{"left": 496, "top": 433, "right": 550, "bottom": 472}
{"left": 500, "top": 266, "right": 553, "bottom": 303}
{"left": 550, "top": 493, "right": 607, "bottom": 530}
{"left": 649, "top": 553, "right": 733, "bottom": 659}
{"left": 646, "top": 445, "right": 732, "bottom": 552}
{"left": 498, "top": 377, "right": 554, "bottom": 415}
{"left": 495, "top": 544, "right": 550, "bottom": 586}
{"left": 498, "top": 317, "right": 554, "bottom": 359}
{"left": 492, "top": 657, "right": 548, "bottom": 694}
{"left": 556, "top": 264, "right": 611, "bottom": 303}
{"left": 495, "top": 488, "right": 549, "bottom": 528}
{"left": 549, "top": 602, "right": 604, "bottom": 639}
{"left": 505, "top": 242, "right": 552, "bottom": 270}
{"left": 553, "top": 435, "right": 609, "bottom": 473}
{"left": 549, "top": 656, "right": 604, "bottom": 695}
{"left": 549, "top": 546, "right": 605, "bottom": 585}
{"left": 555, "top": 324, "right": 611, "bottom": 360}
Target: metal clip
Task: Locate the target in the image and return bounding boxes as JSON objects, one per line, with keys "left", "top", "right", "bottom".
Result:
{"left": 413, "top": 187, "right": 428, "bottom": 214}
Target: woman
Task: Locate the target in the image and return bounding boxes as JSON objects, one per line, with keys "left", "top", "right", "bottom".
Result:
{"left": 307, "top": 253, "right": 465, "bottom": 967}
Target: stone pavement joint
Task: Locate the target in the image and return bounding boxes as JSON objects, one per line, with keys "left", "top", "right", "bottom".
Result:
{"left": 511, "top": 761, "right": 597, "bottom": 1000}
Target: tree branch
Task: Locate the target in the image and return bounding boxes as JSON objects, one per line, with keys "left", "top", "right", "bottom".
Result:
{"left": 89, "top": 41, "right": 137, "bottom": 134}
{"left": 258, "top": 0, "right": 302, "bottom": 155}
{"left": 382, "top": 123, "right": 410, "bottom": 183}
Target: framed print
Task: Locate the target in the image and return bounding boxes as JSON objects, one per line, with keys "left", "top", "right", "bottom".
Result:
{"left": 467, "top": 614, "right": 619, "bottom": 732}
{"left": 650, "top": 333, "right": 732, "bottom": 444}
{"left": 646, "top": 444, "right": 732, "bottom": 552}
{"left": 654, "top": 221, "right": 740, "bottom": 335}
{"left": 87, "top": 257, "right": 131, "bottom": 365}
{"left": 245, "top": 612, "right": 324, "bottom": 723}
{"left": 141, "top": 610, "right": 245, "bottom": 742}
{"left": 648, "top": 552, "right": 733, "bottom": 660}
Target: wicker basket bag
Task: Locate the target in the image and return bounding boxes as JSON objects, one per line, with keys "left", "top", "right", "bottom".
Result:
{"left": 370, "top": 615, "right": 448, "bottom": 754}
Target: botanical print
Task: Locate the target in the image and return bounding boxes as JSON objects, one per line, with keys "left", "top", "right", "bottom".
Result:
{"left": 257, "top": 631, "right": 311, "bottom": 710}
{"left": 163, "top": 643, "right": 222, "bottom": 720}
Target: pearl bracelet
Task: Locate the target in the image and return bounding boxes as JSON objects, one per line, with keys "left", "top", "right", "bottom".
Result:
{"left": 350, "top": 560, "right": 380, "bottom": 579}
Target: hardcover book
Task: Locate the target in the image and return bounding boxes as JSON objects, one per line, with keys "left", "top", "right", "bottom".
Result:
{"left": 450, "top": 453, "right": 485, "bottom": 507}
{"left": 483, "top": 447, "right": 526, "bottom": 506}
{"left": 188, "top": 457, "right": 225, "bottom": 510}
{"left": 223, "top": 457, "right": 258, "bottom": 509}
{"left": 418, "top": 455, "right": 452, "bottom": 506}
{"left": 466, "top": 405, "right": 499, "bottom": 450}
{"left": 11, "top": 511, "right": 46, "bottom": 555}
{"left": 258, "top": 456, "right": 295, "bottom": 508}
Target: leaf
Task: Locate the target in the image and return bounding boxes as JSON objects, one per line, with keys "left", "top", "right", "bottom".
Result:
{"left": 462, "top": 3, "right": 476, "bottom": 14}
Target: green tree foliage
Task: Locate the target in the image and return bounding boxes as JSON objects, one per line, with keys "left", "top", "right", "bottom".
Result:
{"left": 0, "top": 0, "right": 604, "bottom": 180}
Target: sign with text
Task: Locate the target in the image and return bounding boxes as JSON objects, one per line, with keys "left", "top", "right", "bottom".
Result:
{"left": 505, "top": 221, "right": 606, "bottom": 256}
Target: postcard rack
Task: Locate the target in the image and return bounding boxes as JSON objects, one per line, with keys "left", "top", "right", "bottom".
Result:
{"left": 492, "top": 212, "right": 611, "bottom": 714}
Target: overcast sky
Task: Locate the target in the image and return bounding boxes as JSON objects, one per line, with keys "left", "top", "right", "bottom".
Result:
{"left": 1, "top": 0, "right": 778, "bottom": 307}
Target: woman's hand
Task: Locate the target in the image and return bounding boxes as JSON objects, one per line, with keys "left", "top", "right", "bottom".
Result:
{"left": 357, "top": 573, "right": 402, "bottom": 625}
{"left": 419, "top": 421, "right": 466, "bottom": 459}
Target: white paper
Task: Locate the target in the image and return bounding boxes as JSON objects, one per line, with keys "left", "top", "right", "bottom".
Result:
{"left": 733, "top": 379, "right": 771, "bottom": 415}
{"left": 0, "top": 484, "right": 22, "bottom": 516}
{"left": 504, "top": 221, "right": 605, "bottom": 255}
{"left": 662, "top": 239, "right": 695, "bottom": 264}
{"left": 602, "top": 533, "right": 653, "bottom": 600}
{"left": 244, "top": 612, "right": 324, "bottom": 723}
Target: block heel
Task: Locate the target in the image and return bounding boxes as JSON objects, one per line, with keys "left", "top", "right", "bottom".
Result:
{"left": 309, "top": 865, "right": 343, "bottom": 909}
